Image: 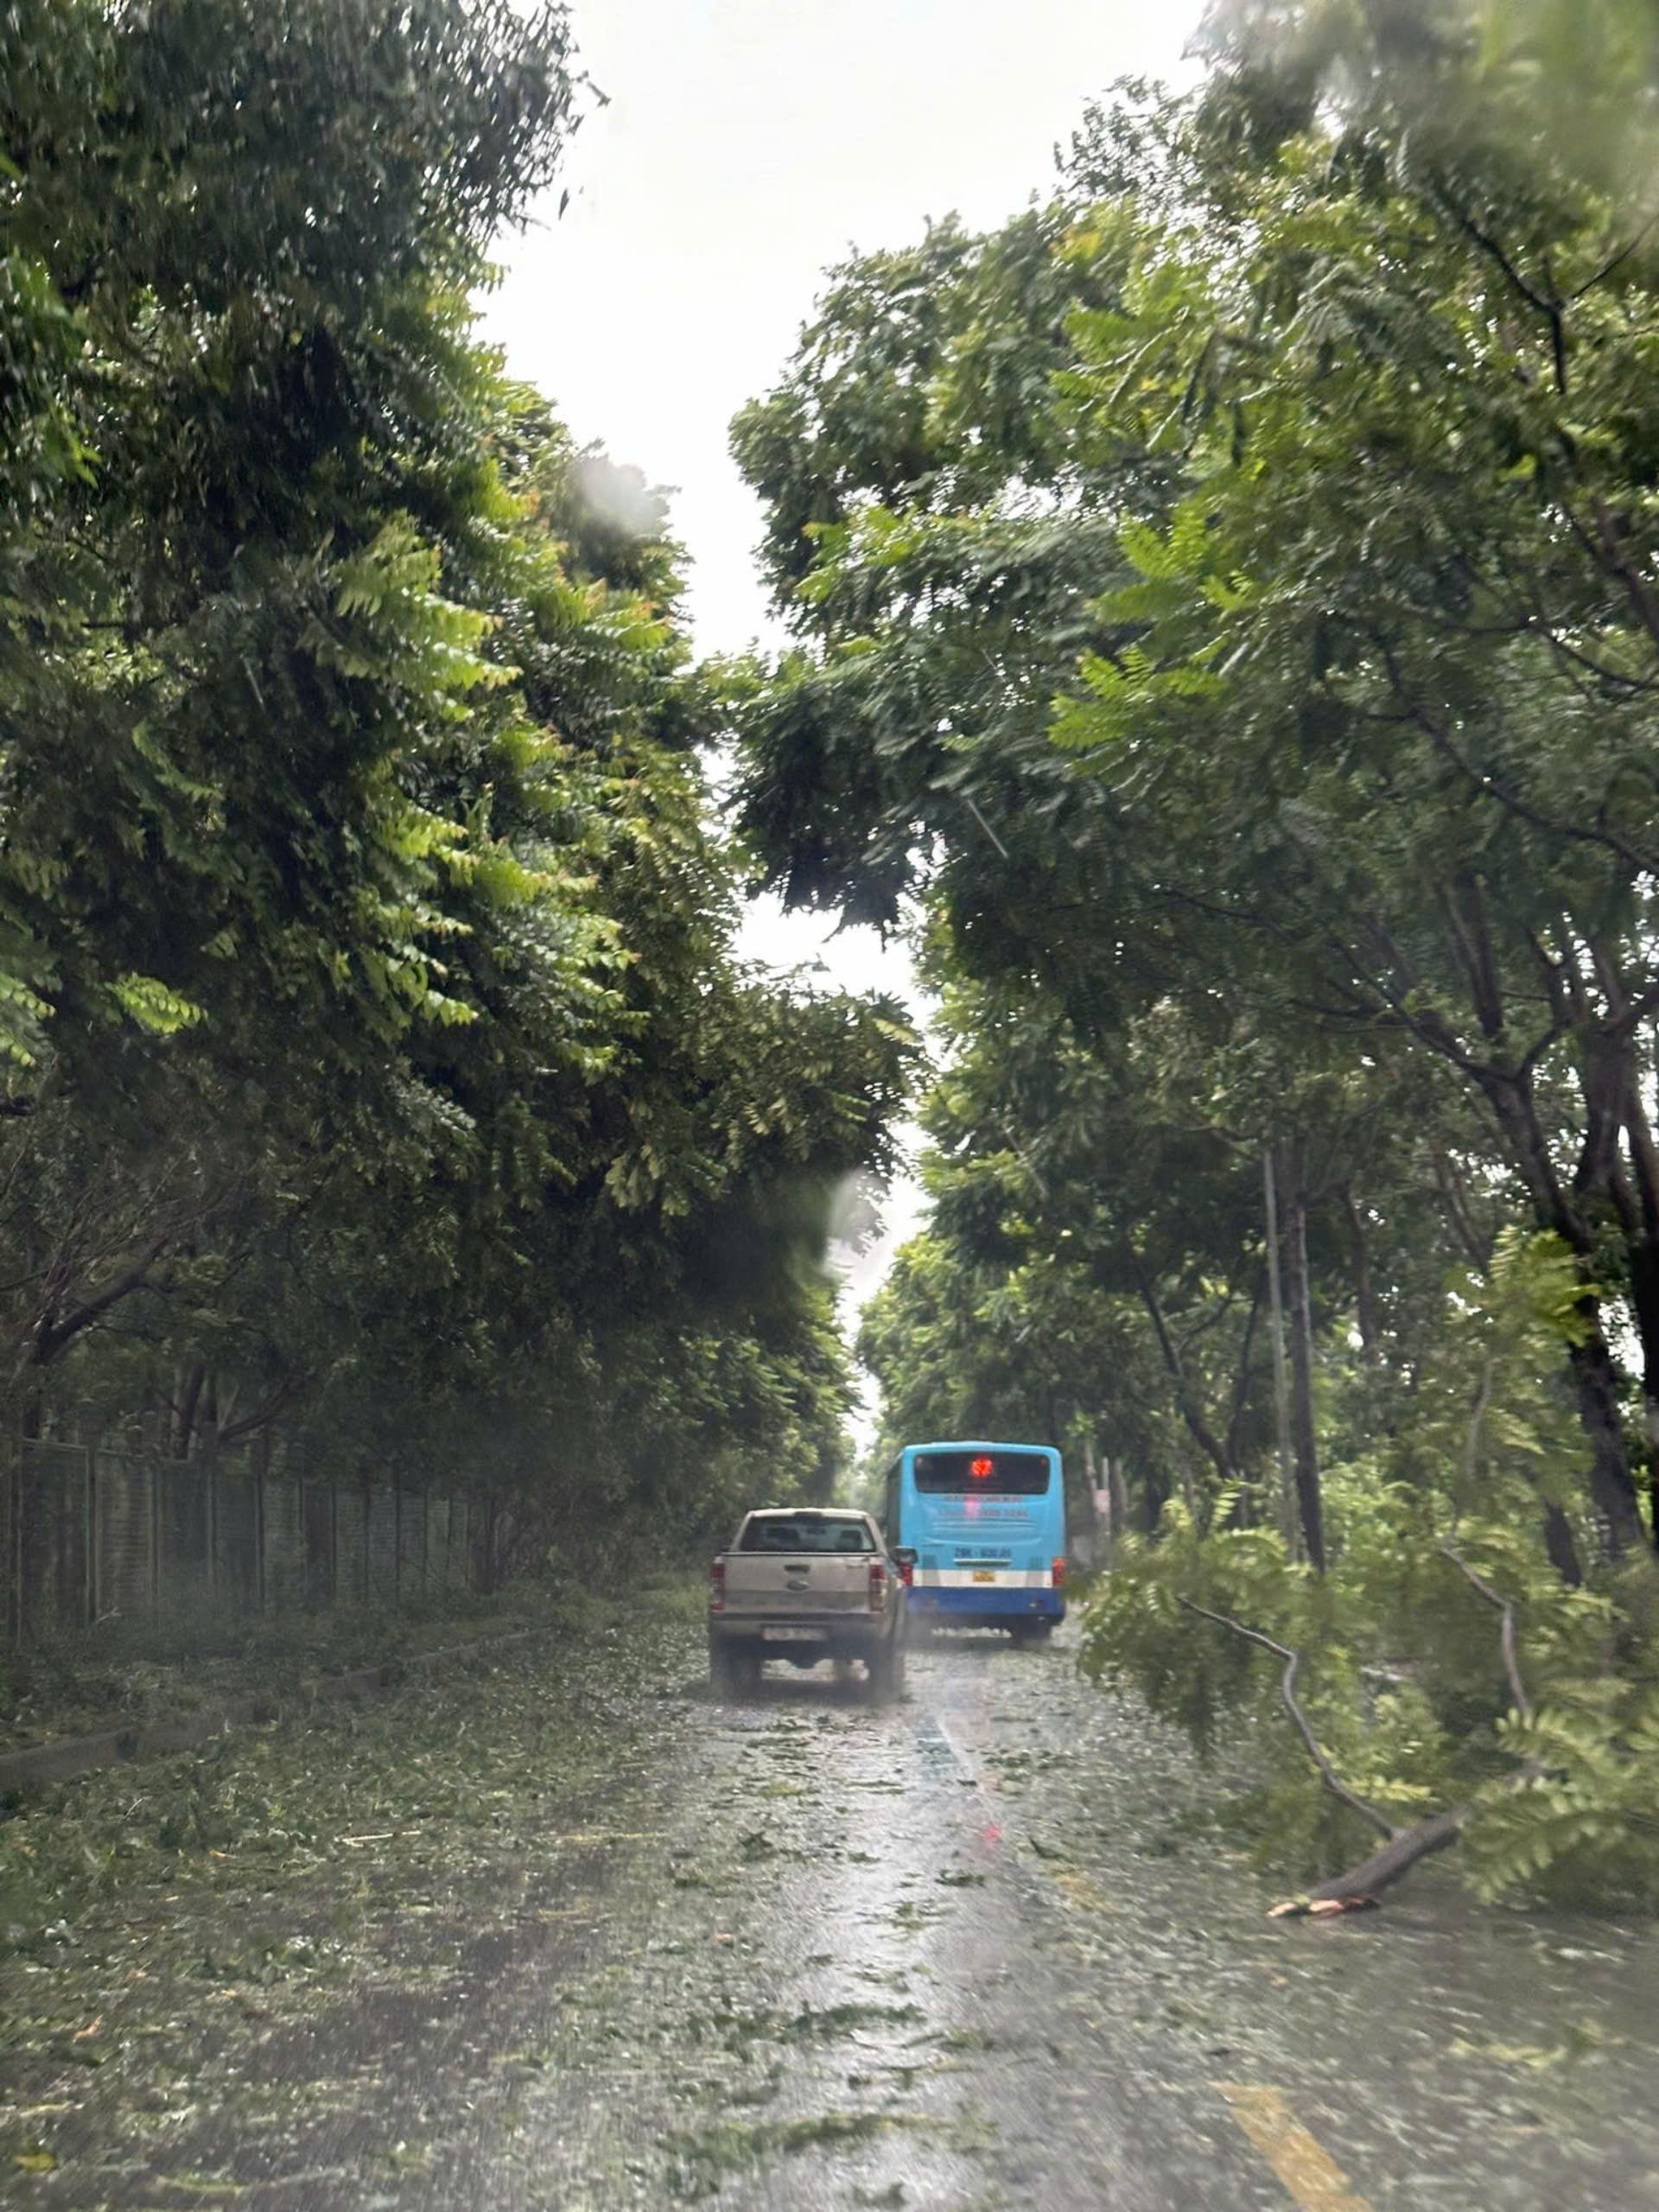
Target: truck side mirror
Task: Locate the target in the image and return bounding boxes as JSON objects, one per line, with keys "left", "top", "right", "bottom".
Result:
{"left": 892, "top": 1547, "right": 918, "bottom": 1568}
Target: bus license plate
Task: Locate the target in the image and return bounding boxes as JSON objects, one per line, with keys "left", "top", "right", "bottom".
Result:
{"left": 762, "top": 1627, "right": 820, "bottom": 1642}
{"left": 971, "top": 1569, "right": 996, "bottom": 1584}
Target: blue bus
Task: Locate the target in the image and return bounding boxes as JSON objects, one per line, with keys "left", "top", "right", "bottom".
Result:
{"left": 880, "top": 1440, "right": 1066, "bottom": 1637}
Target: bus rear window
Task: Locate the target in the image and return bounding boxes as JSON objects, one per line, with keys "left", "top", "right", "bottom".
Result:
{"left": 912, "top": 1452, "right": 1051, "bottom": 1496}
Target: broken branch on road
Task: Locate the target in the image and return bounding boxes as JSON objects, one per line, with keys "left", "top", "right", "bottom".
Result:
{"left": 1176, "top": 1575, "right": 1544, "bottom": 1916}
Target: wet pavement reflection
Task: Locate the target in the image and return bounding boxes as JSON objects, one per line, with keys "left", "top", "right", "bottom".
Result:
{"left": 8, "top": 1620, "right": 1659, "bottom": 2207}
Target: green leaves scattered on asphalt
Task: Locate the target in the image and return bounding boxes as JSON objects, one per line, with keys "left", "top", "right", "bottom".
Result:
{"left": 0, "top": 1601, "right": 701, "bottom": 2185}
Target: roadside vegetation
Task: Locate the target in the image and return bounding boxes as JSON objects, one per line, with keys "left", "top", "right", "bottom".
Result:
{"left": 0, "top": 0, "right": 913, "bottom": 1563}
{"left": 0, "top": 1574, "right": 626, "bottom": 1753}
{"left": 734, "top": 0, "right": 1659, "bottom": 1907}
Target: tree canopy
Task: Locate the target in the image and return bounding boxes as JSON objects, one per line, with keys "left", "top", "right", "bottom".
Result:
{"left": 735, "top": 1, "right": 1659, "bottom": 1902}
{"left": 0, "top": 0, "right": 915, "bottom": 1563}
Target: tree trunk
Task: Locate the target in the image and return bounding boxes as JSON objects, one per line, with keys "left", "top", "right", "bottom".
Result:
{"left": 175, "top": 1362, "right": 207, "bottom": 1460}
{"left": 1281, "top": 1148, "right": 1325, "bottom": 1573}
{"left": 1341, "top": 1185, "right": 1378, "bottom": 1355}
{"left": 1140, "top": 1465, "right": 1168, "bottom": 1535}
{"left": 1108, "top": 1451, "right": 1128, "bottom": 1552}
{"left": 1225, "top": 1272, "right": 1266, "bottom": 1484}
{"left": 1619, "top": 1088, "right": 1659, "bottom": 1546}
{"left": 1561, "top": 1013, "right": 1656, "bottom": 1548}
{"left": 1299, "top": 1810, "right": 1464, "bottom": 1908}
{"left": 1262, "top": 1147, "right": 1298, "bottom": 1554}
{"left": 1482, "top": 1065, "right": 1649, "bottom": 1554}
{"left": 1431, "top": 1147, "right": 1494, "bottom": 1269}
{"left": 1566, "top": 1327, "right": 1646, "bottom": 1553}
{"left": 1542, "top": 1501, "right": 1584, "bottom": 1587}
{"left": 1133, "top": 1266, "right": 1236, "bottom": 1489}
{"left": 1621, "top": 1240, "right": 1659, "bottom": 1547}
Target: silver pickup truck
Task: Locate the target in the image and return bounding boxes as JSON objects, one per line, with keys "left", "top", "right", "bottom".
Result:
{"left": 709, "top": 1508, "right": 912, "bottom": 1701}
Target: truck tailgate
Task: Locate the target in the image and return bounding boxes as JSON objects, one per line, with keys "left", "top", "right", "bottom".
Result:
{"left": 721, "top": 1554, "right": 872, "bottom": 1618}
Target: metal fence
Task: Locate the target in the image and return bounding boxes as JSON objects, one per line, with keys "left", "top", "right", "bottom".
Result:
{"left": 2, "top": 1433, "right": 492, "bottom": 1644}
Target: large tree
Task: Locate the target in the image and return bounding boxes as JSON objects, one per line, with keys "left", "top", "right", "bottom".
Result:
{"left": 0, "top": 0, "right": 914, "bottom": 1554}
{"left": 729, "top": 3, "right": 1659, "bottom": 1900}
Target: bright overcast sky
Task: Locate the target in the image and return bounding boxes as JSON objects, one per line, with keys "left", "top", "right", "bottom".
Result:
{"left": 480, "top": 0, "right": 1201, "bottom": 1334}
{"left": 483, "top": 0, "right": 1198, "bottom": 658}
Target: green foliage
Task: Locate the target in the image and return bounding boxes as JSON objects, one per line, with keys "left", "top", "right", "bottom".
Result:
{"left": 1082, "top": 1233, "right": 1659, "bottom": 1904}
{"left": 0, "top": 0, "right": 915, "bottom": 1563}
{"left": 1471, "top": 1674, "right": 1659, "bottom": 1906}
{"left": 730, "top": 0, "right": 1659, "bottom": 1899}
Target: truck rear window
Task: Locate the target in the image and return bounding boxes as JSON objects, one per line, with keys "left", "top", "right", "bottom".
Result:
{"left": 912, "top": 1451, "right": 1051, "bottom": 1495}
{"left": 739, "top": 1517, "right": 874, "bottom": 1554}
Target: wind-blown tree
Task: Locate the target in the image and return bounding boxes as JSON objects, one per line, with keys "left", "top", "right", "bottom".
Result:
{"left": 732, "top": 7, "right": 1659, "bottom": 1897}
{"left": 0, "top": 0, "right": 915, "bottom": 1552}
{"left": 733, "top": 40, "right": 1659, "bottom": 1558}
{"left": 1046, "top": 12, "right": 1659, "bottom": 1553}
{"left": 2, "top": 0, "right": 586, "bottom": 1062}
{"left": 865, "top": 944, "right": 1494, "bottom": 1555}
{"left": 1, "top": 0, "right": 599, "bottom": 1360}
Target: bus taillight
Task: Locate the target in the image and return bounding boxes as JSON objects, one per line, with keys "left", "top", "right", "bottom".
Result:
{"left": 709, "top": 1558, "right": 725, "bottom": 1613}
{"left": 1052, "top": 1557, "right": 1066, "bottom": 1589}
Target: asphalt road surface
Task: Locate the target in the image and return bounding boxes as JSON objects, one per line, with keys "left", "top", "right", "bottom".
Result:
{"left": 7, "top": 1619, "right": 1659, "bottom": 2208}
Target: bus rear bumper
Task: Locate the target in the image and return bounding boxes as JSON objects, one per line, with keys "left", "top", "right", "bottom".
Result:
{"left": 911, "top": 1586, "right": 1065, "bottom": 1623}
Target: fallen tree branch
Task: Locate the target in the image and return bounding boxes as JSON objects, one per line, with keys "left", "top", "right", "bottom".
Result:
{"left": 1176, "top": 1598, "right": 1393, "bottom": 1840}
{"left": 1184, "top": 1557, "right": 1554, "bottom": 1915}
{"left": 1439, "top": 1546, "right": 1534, "bottom": 1729}
{"left": 1295, "top": 1810, "right": 1466, "bottom": 1910}
{"left": 1178, "top": 1598, "right": 1478, "bottom": 1914}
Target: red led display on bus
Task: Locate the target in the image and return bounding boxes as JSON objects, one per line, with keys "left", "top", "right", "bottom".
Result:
{"left": 912, "top": 1451, "right": 1052, "bottom": 1496}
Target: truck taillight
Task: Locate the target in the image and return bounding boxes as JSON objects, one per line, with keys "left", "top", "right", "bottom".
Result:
{"left": 868, "top": 1560, "right": 887, "bottom": 1611}
{"left": 709, "top": 1558, "right": 725, "bottom": 1613}
{"left": 1052, "top": 1556, "right": 1066, "bottom": 1589}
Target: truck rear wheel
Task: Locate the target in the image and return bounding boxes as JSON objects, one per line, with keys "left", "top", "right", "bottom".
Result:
{"left": 710, "top": 1634, "right": 763, "bottom": 1695}
{"left": 867, "top": 1640, "right": 903, "bottom": 1704}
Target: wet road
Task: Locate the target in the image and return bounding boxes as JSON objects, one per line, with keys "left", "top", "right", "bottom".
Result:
{"left": 8, "top": 1619, "right": 1659, "bottom": 2208}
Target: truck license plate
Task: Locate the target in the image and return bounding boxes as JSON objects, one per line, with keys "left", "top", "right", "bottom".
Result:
{"left": 762, "top": 1627, "right": 821, "bottom": 1642}
{"left": 971, "top": 1569, "right": 996, "bottom": 1584}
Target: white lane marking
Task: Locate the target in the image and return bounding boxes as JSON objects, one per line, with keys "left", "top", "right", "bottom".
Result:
{"left": 925, "top": 1712, "right": 982, "bottom": 1788}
